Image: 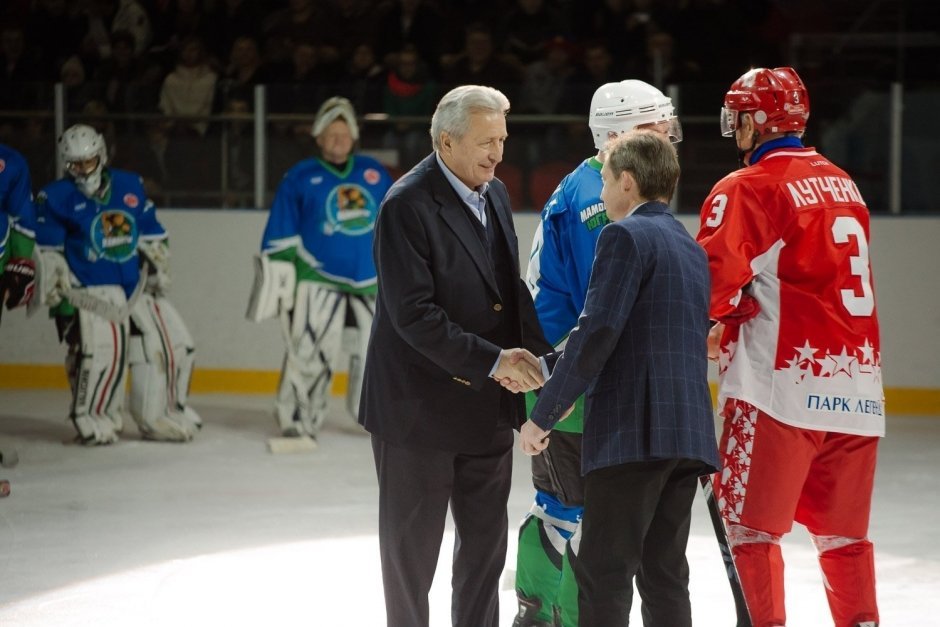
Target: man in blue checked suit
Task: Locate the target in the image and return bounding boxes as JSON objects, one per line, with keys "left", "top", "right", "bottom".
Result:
{"left": 519, "top": 131, "right": 720, "bottom": 626}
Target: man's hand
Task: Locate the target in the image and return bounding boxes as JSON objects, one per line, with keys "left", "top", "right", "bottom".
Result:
{"left": 493, "top": 348, "right": 543, "bottom": 392}
{"left": 519, "top": 419, "right": 550, "bottom": 455}
{"left": 707, "top": 322, "right": 724, "bottom": 362}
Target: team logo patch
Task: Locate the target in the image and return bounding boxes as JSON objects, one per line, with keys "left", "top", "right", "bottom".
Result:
{"left": 89, "top": 210, "right": 138, "bottom": 262}
{"left": 123, "top": 193, "right": 139, "bottom": 208}
{"left": 0, "top": 159, "right": 5, "bottom": 174}
{"left": 323, "top": 184, "right": 377, "bottom": 236}
{"left": 364, "top": 168, "right": 380, "bottom": 185}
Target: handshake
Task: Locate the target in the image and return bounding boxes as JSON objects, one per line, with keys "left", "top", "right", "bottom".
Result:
{"left": 491, "top": 348, "right": 544, "bottom": 393}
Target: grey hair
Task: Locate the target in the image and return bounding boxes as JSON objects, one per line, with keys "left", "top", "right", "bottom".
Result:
{"left": 430, "top": 85, "right": 510, "bottom": 151}
{"left": 605, "top": 131, "right": 680, "bottom": 202}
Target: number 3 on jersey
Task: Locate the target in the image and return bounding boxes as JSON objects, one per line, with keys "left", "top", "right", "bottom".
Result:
{"left": 705, "top": 194, "right": 727, "bottom": 227}
{"left": 832, "top": 215, "right": 874, "bottom": 317}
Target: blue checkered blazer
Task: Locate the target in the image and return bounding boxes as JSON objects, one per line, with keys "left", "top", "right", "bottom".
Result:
{"left": 530, "top": 201, "right": 720, "bottom": 476}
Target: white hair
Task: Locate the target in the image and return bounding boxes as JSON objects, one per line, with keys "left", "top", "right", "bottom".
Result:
{"left": 429, "top": 85, "right": 510, "bottom": 151}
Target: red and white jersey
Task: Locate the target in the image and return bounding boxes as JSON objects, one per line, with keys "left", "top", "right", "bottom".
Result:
{"left": 697, "top": 142, "right": 884, "bottom": 436}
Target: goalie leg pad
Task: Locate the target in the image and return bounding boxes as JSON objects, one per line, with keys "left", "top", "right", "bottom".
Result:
{"left": 342, "top": 293, "right": 375, "bottom": 426}
{"left": 128, "top": 294, "right": 198, "bottom": 442}
{"left": 68, "top": 287, "right": 129, "bottom": 444}
{"left": 275, "top": 282, "right": 346, "bottom": 437}
{"left": 246, "top": 254, "right": 295, "bottom": 322}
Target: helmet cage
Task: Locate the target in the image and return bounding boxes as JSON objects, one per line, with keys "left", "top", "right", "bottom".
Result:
{"left": 59, "top": 124, "right": 108, "bottom": 196}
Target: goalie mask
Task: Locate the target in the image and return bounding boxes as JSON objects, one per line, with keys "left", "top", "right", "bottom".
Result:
{"left": 59, "top": 124, "right": 108, "bottom": 197}
{"left": 311, "top": 96, "right": 359, "bottom": 142}
{"left": 589, "top": 80, "right": 682, "bottom": 151}
{"left": 720, "top": 66, "right": 810, "bottom": 138}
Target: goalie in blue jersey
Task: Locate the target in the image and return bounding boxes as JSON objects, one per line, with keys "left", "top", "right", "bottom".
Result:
{"left": 34, "top": 124, "right": 200, "bottom": 445}
{"left": 251, "top": 97, "right": 393, "bottom": 440}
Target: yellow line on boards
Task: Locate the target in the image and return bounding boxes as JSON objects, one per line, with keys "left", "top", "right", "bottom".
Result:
{"left": 0, "top": 365, "right": 349, "bottom": 396}
{"left": 0, "top": 365, "right": 936, "bottom": 416}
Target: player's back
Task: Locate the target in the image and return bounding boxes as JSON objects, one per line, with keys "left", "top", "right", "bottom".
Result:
{"left": 699, "top": 145, "right": 883, "bottom": 434}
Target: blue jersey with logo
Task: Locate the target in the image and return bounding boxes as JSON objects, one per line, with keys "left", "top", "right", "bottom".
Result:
{"left": 0, "top": 143, "right": 37, "bottom": 265}
{"left": 35, "top": 168, "right": 166, "bottom": 297}
{"left": 524, "top": 157, "right": 607, "bottom": 434}
{"left": 526, "top": 157, "right": 608, "bottom": 346}
{"left": 261, "top": 155, "right": 392, "bottom": 294}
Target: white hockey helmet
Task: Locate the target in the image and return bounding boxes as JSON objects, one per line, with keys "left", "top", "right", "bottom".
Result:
{"left": 59, "top": 123, "right": 108, "bottom": 196}
{"left": 589, "top": 80, "right": 682, "bottom": 151}
{"left": 311, "top": 96, "right": 359, "bottom": 142}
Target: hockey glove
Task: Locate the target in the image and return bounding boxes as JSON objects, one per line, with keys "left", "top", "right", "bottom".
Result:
{"left": 1, "top": 257, "right": 36, "bottom": 309}
{"left": 718, "top": 292, "right": 760, "bottom": 326}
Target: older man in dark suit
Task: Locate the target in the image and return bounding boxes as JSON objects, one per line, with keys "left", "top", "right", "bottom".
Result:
{"left": 359, "top": 84, "right": 551, "bottom": 627}
{"left": 520, "top": 131, "right": 720, "bottom": 626}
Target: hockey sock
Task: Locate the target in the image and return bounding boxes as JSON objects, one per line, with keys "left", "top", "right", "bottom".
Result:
{"left": 813, "top": 536, "right": 879, "bottom": 627}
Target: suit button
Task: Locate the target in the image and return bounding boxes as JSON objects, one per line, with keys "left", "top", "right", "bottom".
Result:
{"left": 493, "top": 303, "right": 503, "bottom": 312}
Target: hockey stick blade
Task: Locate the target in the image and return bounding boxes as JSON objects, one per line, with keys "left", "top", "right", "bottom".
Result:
{"left": 700, "top": 474, "right": 752, "bottom": 627}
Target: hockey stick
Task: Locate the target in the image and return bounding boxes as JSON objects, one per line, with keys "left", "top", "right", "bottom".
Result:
{"left": 699, "top": 474, "right": 752, "bottom": 627}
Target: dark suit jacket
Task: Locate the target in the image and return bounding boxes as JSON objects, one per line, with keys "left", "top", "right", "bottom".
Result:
{"left": 359, "top": 153, "right": 550, "bottom": 452}
{"left": 530, "top": 201, "right": 720, "bottom": 475}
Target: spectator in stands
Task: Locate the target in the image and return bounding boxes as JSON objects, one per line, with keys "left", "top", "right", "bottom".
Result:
{"left": 111, "top": 111, "right": 172, "bottom": 205}
{"left": 1, "top": 23, "right": 42, "bottom": 110}
{"left": 219, "top": 36, "right": 269, "bottom": 96}
{"left": 267, "top": 42, "right": 331, "bottom": 123}
{"left": 60, "top": 54, "right": 99, "bottom": 113}
{"left": 499, "top": 0, "right": 566, "bottom": 66}
{"left": 672, "top": 0, "right": 747, "bottom": 83}
{"left": 630, "top": 28, "right": 700, "bottom": 90}
{"left": 589, "top": 0, "right": 663, "bottom": 69}
{"left": 81, "top": 0, "right": 118, "bottom": 66}
{"left": 338, "top": 42, "right": 385, "bottom": 115}
{"left": 564, "top": 39, "right": 619, "bottom": 114}
{"left": 440, "top": 22, "right": 521, "bottom": 100}
{"left": 207, "top": 0, "right": 265, "bottom": 64}
{"left": 93, "top": 29, "right": 161, "bottom": 115}
{"left": 382, "top": 45, "right": 437, "bottom": 168}
{"left": 220, "top": 92, "right": 254, "bottom": 208}
{"left": 158, "top": 36, "right": 217, "bottom": 136}
{"left": 111, "top": 0, "right": 152, "bottom": 56}
{"left": 150, "top": 0, "right": 215, "bottom": 69}
{"left": 27, "top": 0, "right": 88, "bottom": 80}
{"left": 518, "top": 35, "right": 577, "bottom": 115}
{"left": 374, "top": 0, "right": 444, "bottom": 76}
{"left": 330, "top": 0, "right": 378, "bottom": 60}
{"left": 261, "top": 0, "right": 341, "bottom": 72}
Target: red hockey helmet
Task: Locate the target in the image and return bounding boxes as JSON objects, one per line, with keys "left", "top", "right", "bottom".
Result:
{"left": 720, "top": 67, "right": 810, "bottom": 137}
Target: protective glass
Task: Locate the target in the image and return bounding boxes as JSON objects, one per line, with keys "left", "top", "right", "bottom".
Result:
{"left": 720, "top": 107, "right": 739, "bottom": 137}
{"left": 635, "top": 117, "right": 684, "bottom": 144}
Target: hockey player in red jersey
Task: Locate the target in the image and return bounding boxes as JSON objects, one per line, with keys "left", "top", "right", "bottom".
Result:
{"left": 696, "top": 67, "right": 883, "bottom": 627}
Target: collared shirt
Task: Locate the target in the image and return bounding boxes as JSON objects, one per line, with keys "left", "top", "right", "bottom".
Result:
{"left": 435, "top": 153, "right": 509, "bottom": 378}
{"left": 435, "top": 152, "right": 488, "bottom": 228}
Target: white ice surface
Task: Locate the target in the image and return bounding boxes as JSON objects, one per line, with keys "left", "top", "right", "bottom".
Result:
{"left": 0, "top": 390, "right": 937, "bottom": 626}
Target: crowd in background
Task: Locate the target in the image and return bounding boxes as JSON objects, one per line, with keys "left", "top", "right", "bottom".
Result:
{"left": 0, "top": 0, "right": 936, "bottom": 209}
{"left": 0, "top": 0, "right": 802, "bottom": 115}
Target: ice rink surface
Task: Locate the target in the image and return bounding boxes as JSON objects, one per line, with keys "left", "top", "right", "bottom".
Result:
{"left": 0, "top": 390, "right": 937, "bottom": 626}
